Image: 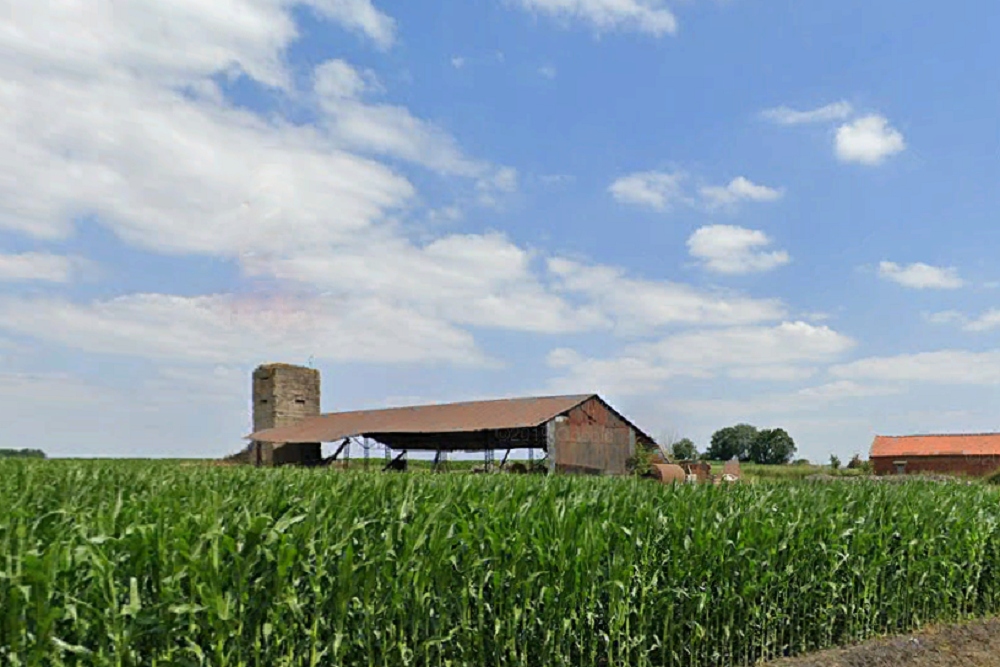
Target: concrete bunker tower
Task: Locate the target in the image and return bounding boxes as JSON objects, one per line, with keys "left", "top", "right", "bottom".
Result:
{"left": 250, "top": 363, "right": 321, "bottom": 466}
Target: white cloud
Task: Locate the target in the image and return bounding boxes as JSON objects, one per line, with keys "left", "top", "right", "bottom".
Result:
{"left": 546, "top": 348, "right": 676, "bottom": 396}
{"left": 608, "top": 170, "right": 688, "bottom": 210}
{"left": 925, "top": 309, "right": 1000, "bottom": 333}
{"left": 831, "top": 350, "right": 1000, "bottom": 385}
{"left": 699, "top": 177, "right": 783, "bottom": 209}
{"left": 925, "top": 310, "right": 967, "bottom": 326}
{"left": 0, "top": 252, "right": 86, "bottom": 282}
{"left": 451, "top": 56, "right": 465, "bottom": 69}
{"left": 962, "top": 310, "right": 1000, "bottom": 333}
{"left": 0, "top": 56, "right": 414, "bottom": 253}
{"left": 546, "top": 321, "right": 854, "bottom": 396}
{"left": 538, "top": 64, "right": 557, "bottom": 79}
{"left": 727, "top": 366, "right": 817, "bottom": 382}
{"left": 611, "top": 172, "right": 783, "bottom": 212}
{"left": 314, "top": 59, "right": 514, "bottom": 186}
{"left": 548, "top": 258, "right": 787, "bottom": 333}
{"left": 673, "top": 380, "right": 901, "bottom": 417}
{"left": 642, "top": 321, "right": 854, "bottom": 370}
{"left": 878, "top": 261, "right": 963, "bottom": 289}
{"left": 835, "top": 115, "right": 906, "bottom": 165}
{"left": 687, "top": 225, "right": 791, "bottom": 275}
{"left": 761, "top": 101, "right": 854, "bottom": 125}
{"left": 512, "top": 0, "right": 678, "bottom": 36}
{"left": 248, "top": 233, "right": 606, "bottom": 334}
{"left": 0, "top": 0, "right": 395, "bottom": 89}
{"left": 0, "top": 292, "right": 490, "bottom": 367}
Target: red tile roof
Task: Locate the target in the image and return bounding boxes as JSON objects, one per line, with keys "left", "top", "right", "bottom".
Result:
{"left": 871, "top": 433, "right": 1000, "bottom": 458}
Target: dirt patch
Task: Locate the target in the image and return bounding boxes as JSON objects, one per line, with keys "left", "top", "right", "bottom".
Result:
{"left": 765, "top": 618, "right": 1000, "bottom": 667}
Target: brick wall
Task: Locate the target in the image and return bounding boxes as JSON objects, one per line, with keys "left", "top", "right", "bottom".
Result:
{"left": 872, "top": 454, "right": 1000, "bottom": 477}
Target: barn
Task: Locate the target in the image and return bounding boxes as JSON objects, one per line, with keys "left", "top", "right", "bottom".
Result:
{"left": 870, "top": 433, "right": 1000, "bottom": 477}
{"left": 242, "top": 363, "right": 657, "bottom": 475}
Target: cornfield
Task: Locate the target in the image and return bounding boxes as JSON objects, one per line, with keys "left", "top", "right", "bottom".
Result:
{"left": 2, "top": 461, "right": 999, "bottom": 667}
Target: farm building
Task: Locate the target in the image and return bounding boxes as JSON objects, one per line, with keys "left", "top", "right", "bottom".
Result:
{"left": 241, "top": 363, "right": 657, "bottom": 475}
{"left": 870, "top": 433, "right": 1000, "bottom": 477}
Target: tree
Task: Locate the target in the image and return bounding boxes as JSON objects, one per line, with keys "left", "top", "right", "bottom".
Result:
{"left": 670, "top": 438, "right": 698, "bottom": 461}
{"left": 829, "top": 454, "right": 841, "bottom": 470}
{"left": 0, "top": 448, "right": 46, "bottom": 459}
{"left": 748, "top": 428, "right": 796, "bottom": 465}
{"left": 706, "top": 424, "right": 758, "bottom": 461}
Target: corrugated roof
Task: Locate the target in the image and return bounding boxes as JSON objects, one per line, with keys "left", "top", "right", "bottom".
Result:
{"left": 247, "top": 394, "right": 596, "bottom": 443}
{"left": 871, "top": 433, "right": 1000, "bottom": 458}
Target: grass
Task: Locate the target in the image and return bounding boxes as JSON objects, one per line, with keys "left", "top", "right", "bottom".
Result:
{"left": 2, "top": 459, "right": 1000, "bottom": 666}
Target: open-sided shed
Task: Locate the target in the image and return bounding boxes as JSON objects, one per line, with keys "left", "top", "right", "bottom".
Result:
{"left": 246, "top": 394, "right": 656, "bottom": 475}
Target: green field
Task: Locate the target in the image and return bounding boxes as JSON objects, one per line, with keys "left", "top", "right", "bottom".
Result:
{"left": 2, "top": 460, "right": 1000, "bottom": 666}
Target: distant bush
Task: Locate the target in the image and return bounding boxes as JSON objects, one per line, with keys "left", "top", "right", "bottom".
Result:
{"left": 0, "top": 448, "right": 46, "bottom": 459}
{"left": 988, "top": 469, "right": 1000, "bottom": 486}
{"left": 792, "top": 458, "right": 811, "bottom": 466}
{"left": 829, "top": 455, "right": 841, "bottom": 470}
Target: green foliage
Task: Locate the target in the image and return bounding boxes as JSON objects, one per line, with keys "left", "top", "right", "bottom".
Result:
{"left": 987, "top": 469, "right": 1000, "bottom": 486}
{"left": 706, "top": 423, "right": 758, "bottom": 461}
{"left": 0, "top": 448, "right": 45, "bottom": 459}
{"left": 669, "top": 437, "right": 697, "bottom": 461}
{"left": 3, "top": 460, "right": 1000, "bottom": 666}
{"left": 830, "top": 454, "right": 842, "bottom": 470}
{"left": 748, "top": 428, "right": 796, "bottom": 465}
{"left": 846, "top": 454, "right": 864, "bottom": 469}
{"left": 708, "top": 425, "right": 796, "bottom": 465}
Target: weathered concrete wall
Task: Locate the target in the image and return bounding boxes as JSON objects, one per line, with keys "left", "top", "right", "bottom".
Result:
{"left": 251, "top": 363, "right": 321, "bottom": 466}
{"left": 552, "top": 397, "right": 635, "bottom": 475}
{"left": 873, "top": 454, "right": 1000, "bottom": 477}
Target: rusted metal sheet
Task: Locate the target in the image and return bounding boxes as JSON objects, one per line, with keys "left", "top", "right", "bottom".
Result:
{"left": 871, "top": 433, "right": 1000, "bottom": 458}
{"left": 553, "top": 397, "right": 635, "bottom": 475}
{"left": 248, "top": 394, "right": 594, "bottom": 444}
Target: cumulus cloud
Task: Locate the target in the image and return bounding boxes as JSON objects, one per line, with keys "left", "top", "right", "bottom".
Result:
{"left": 0, "top": 292, "right": 490, "bottom": 367}
{"left": 512, "top": 0, "right": 679, "bottom": 36}
{"left": 546, "top": 321, "right": 855, "bottom": 396}
{"left": 611, "top": 171, "right": 782, "bottom": 212}
{"left": 926, "top": 309, "right": 1000, "bottom": 332}
{"left": 673, "top": 380, "right": 901, "bottom": 417}
{"left": 835, "top": 115, "right": 906, "bottom": 165}
{"left": 761, "top": 101, "right": 854, "bottom": 125}
{"left": 831, "top": 350, "right": 1000, "bottom": 385}
{"left": 699, "top": 177, "right": 783, "bottom": 209}
{"left": 608, "top": 170, "right": 688, "bottom": 210}
{"left": 687, "top": 225, "right": 791, "bottom": 275}
{"left": 548, "top": 258, "right": 786, "bottom": 333}
{"left": 0, "top": 252, "right": 85, "bottom": 282}
{"left": 878, "top": 261, "right": 963, "bottom": 289}
{"left": 314, "top": 59, "right": 514, "bottom": 184}
{"left": 249, "top": 232, "right": 605, "bottom": 334}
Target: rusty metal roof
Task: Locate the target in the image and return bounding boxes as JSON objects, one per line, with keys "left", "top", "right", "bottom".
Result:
{"left": 871, "top": 433, "right": 1000, "bottom": 458}
{"left": 247, "top": 394, "right": 597, "bottom": 443}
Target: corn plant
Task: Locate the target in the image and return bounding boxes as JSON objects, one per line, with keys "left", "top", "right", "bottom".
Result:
{"left": 1, "top": 460, "right": 999, "bottom": 666}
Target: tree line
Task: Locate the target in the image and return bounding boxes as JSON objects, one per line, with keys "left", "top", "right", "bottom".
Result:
{"left": 668, "top": 423, "right": 797, "bottom": 465}
{"left": 0, "top": 448, "right": 47, "bottom": 459}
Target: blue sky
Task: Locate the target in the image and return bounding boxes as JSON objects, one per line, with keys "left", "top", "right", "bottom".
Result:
{"left": 2, "top": 0, "right": 1000, "bottom": 462}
